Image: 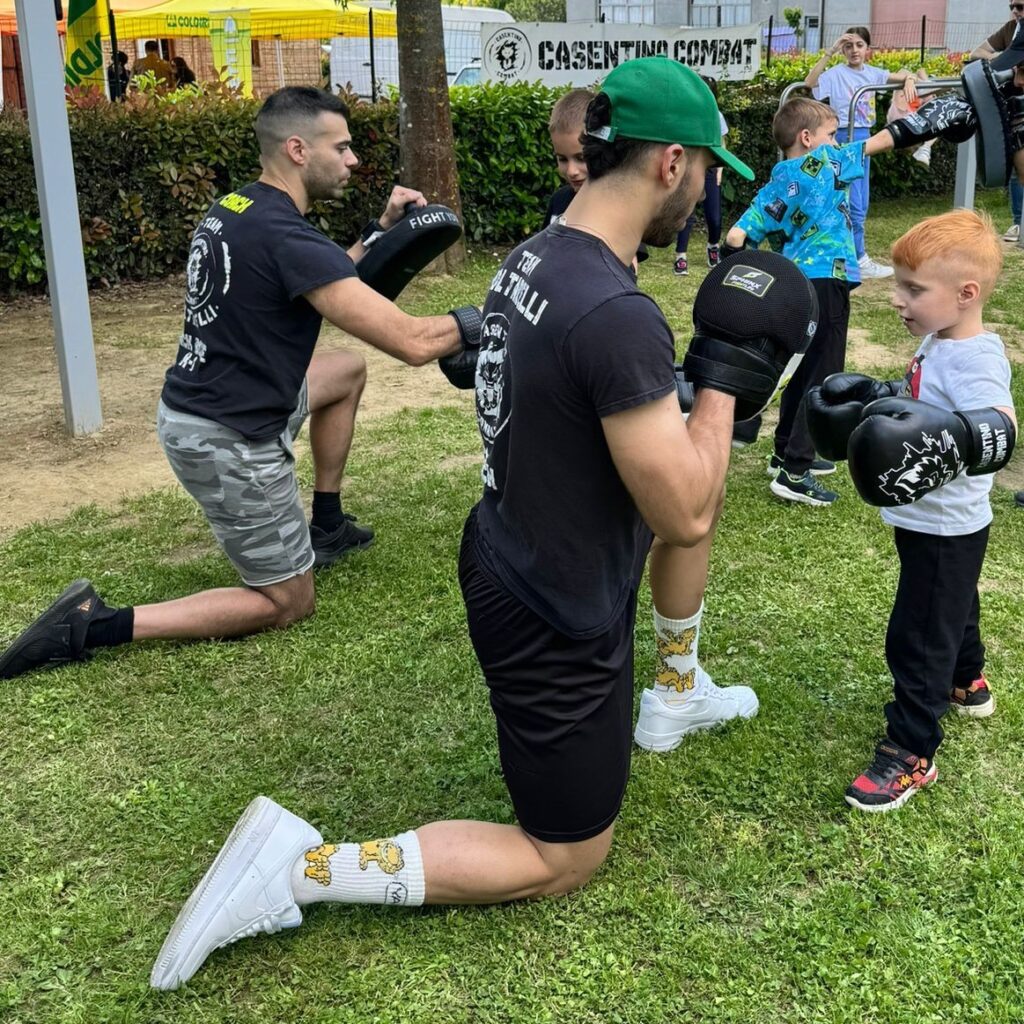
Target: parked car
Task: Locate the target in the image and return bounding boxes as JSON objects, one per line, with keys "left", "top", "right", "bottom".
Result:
{"left": 451, "top": 58, "right": 481, "bottom": 86}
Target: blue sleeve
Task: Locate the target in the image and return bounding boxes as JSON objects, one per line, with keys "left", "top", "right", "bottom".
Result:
{"left": 833, "top": 141, "right": 866, "bottom": 184}
{"left": 275, "top": 225, "right": 358, "bottom": 301}
{"left": 737, "top": 178, "right": 794, "bottom": 245}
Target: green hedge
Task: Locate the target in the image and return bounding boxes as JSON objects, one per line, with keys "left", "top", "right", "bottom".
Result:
{"left": 0, "top": 76, "right": 964, "bottom": 295}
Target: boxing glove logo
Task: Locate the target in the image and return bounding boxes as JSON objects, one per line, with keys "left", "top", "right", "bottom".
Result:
{"left": 876, "top": 429, "right": 964, "bottom": 505}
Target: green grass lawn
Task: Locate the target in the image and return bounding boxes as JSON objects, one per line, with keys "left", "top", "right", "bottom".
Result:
{"left": 2, "top": 190, "right": 1023, "bottom": 1024}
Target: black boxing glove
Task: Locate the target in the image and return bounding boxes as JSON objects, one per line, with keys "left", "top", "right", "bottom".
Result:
{"left": 884, "top": 95, "right": 978, "bottom": 149}
{"left": 438, "top": 305, "right": 482, "bottom": 389}
{"left": 848, "top": 397, "right": 1016, "bottom": 507}
{"left": 806, "top": 373, "right": 901, "bottom": 462}
{"left": 682, "top": 251, "right": 818, "bottom": 422}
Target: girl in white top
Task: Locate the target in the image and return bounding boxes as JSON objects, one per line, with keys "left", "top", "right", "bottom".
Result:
{"left": 806, "top": 26, "right": 918, "bottom": 278}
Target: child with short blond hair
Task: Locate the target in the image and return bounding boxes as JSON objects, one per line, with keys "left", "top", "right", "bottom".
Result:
{"left": 821, "top": 210, "right": 1016, "bottom": 811}
{"left": 543, "top": 88, "right": 595, "bottom": 225}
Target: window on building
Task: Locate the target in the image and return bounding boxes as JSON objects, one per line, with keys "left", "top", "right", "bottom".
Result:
{"left": 689, "top": 2, "right": 753, "bottom": 29}
{"left": 599, "top": 0, "right": 656, "bottom": 25}
{"left": 251, "top": 39, "right": 261, "bottom": 67}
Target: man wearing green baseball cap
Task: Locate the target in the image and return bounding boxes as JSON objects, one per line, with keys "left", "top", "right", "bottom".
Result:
{"left": 146, "top": 58, "right": 809, "bottom": 993}
{"left": 591, "top": 56, "right": 755, "bottom": 183}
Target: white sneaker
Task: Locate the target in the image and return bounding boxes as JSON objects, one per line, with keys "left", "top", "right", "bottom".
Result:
{"left": 857, "top": 254, "right": 894, "bottom": 279}
{"left": 150, "top": 796, "right": 322, "bottom": 991}
{"left": 1003, "top": 223, "right": 1020, "bottom": 242}
{"left": 634, "top": 667, "right": 759, "bottom": 752}
{"left": 911, "top": 146, "right": 931, "bottom": 167}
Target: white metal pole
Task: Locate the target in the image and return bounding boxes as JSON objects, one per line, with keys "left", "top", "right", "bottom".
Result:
{"left": 15, "top": 0, "right": 102, "bottom": 434}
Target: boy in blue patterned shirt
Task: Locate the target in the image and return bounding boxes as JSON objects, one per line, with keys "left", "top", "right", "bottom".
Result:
{"left": 724, "top": 95, "right": 970, "bottom": 505}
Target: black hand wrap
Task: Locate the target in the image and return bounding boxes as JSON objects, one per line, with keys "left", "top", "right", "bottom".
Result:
{"left": 674, "top": 365, "right": 694, "bottom": 414}
{"left": 718, "top": 240, "right": 747, "bottom": 262}
{"left": 439, "top": 305, "right": 483, "bottom": 389}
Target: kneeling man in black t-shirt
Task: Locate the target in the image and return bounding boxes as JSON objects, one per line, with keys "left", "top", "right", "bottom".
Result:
{"left": 0, "top": 87, "right": 478, "bottom": 680}
{"left": 143, "top": 60, "right": 822, "bottom": 992}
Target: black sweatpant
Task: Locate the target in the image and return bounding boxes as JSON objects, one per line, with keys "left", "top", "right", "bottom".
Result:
{"left": 774, "top": 278, "right": 851, "bottom": 476}
{"left": 884, "top": 525, "right": 989, "bottom": 760}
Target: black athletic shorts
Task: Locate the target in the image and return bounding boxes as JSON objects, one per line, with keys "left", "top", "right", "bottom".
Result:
{"left": 458, "top": 510, "right": 636, "bottom": 844}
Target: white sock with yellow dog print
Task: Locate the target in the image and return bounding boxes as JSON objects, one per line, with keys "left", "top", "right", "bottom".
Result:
{"left": 652, "top": 601, "right": 706, "bottom": 706}
{"left": 290, "top": 830, "right": 425, "bottom": 907}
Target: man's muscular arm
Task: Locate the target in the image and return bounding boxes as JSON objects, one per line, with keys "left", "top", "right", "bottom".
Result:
{"left": 306, "top": 277, "right": 462, "bottom": 366}
{"left": 602, "top": 389, "right": 733, "bottom": 547}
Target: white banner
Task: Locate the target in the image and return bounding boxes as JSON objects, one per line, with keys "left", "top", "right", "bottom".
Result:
{"left": 482, "top": 22, "right": 761, "bottom": 86}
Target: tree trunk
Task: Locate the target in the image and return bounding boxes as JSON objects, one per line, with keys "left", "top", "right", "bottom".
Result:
{"left": 396, "top": 0, "right": 466, "bottom": 274}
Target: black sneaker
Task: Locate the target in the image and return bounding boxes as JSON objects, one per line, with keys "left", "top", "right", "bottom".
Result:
{"left": 951, "top": 674, "right": 995, "bottom": 718}
{"left": 706, "top": 244, "right": 721, "bottom": 267}
{"left": 766, "top": 453, "right": 836, "bottom": 478}
{"left": 770, "top": 469, "right": 838, "bottom": 507}
{"left": 673, "top": 254, "right": 688, "bottom": 276}
{"left": 845, "top": 740, "right": 937, "bottom": 813}
{"left": 1015, "top": 491, "right": 1024, "bottom": 508}
{"left": 309, "top": 515, "right": 375, "bottom": 569}
{"left": 0, "top": 579, "right": 102, "bottom": 680}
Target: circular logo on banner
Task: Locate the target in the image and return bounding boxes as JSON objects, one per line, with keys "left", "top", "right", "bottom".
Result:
{"left": 485, "top": 27, "right": 531, "bottom": 82}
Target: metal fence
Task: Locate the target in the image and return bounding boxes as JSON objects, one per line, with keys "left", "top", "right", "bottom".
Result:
{"left": 330, "top": 19, "right": 492, "bottom": 100}
{"left": 819, "top": 20, "right": 1004, "bottom": 56}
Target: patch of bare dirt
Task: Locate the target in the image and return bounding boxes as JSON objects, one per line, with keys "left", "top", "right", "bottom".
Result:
{"left": 0, "top": 277, "right": 470, "bottom": 537}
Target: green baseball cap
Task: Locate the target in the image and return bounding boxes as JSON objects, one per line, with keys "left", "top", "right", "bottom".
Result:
{"left": 592, "top": 57, "right": 754, "bottom": 181}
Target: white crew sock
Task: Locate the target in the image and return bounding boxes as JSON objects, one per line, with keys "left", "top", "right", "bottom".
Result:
{"left": 290, "top": 830, "right": 425, "bottom": 908}
{"left": 652, "top": 601, "right": 709, "bottom": 705}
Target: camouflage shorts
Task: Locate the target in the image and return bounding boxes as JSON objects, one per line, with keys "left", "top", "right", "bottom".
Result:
{"left": 156, "top": 383, "right": 313, "bottom": 587}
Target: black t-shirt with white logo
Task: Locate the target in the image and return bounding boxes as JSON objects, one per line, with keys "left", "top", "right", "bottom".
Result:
{"left": 161, "top": 182, "right": 358, "bottom": 439}
{"left": 473, "top": 224, "right": 675, "bottom": 639}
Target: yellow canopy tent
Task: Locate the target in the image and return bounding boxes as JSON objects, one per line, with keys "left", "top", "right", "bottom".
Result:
{"left": 114, "top": 0, "right": 395, "bottom": 40}
{"left": 0, "top": 0, "right": 396, "bottom": 39}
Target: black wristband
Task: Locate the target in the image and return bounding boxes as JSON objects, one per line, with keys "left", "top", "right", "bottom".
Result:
{"left": 359, "top": 218, "right": 385, "bottom": 247}
{"left": 450, "top": 305, "right": 482, "bottom": 349}
{"left": 719, "top": 240, "right": 746, "bottom": 262}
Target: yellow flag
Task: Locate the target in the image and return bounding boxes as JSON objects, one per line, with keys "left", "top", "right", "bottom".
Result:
{"left": 210, "top": 11, "right": 253, "bottom": 98}
{"left": 64, "top": 0, "right": 109, "bottom": 92}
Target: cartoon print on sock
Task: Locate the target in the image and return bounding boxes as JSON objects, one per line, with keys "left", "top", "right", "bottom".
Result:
{"left": 303, "top": 844, "right": 339, "bottom": 886}
{"left": 358, "top": 839, "right": 405, "bottom": 875}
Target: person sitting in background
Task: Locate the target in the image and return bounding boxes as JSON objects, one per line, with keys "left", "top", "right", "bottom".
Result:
{"left": 131, "top": 40, "right": 175, "bottom": 88}
{"left": 173, "top": 56, "right": 197, "bottom": 88}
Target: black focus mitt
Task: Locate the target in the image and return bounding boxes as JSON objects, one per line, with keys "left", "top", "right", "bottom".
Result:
{"left": 356, "top": 203, "right": 463, "bottom": 300}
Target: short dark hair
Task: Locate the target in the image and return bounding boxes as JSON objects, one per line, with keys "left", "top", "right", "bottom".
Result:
{"left": 255, "top": 87, "right": 351, "bottom": 156}
{"left": 116, "top": 50, "right": 128, "bottom": 65}
{"left": 144, "top": 40, "right": 159, "bottom": 52}
{"left": 581, "top": 92, "right": 663, "bottom": 181}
